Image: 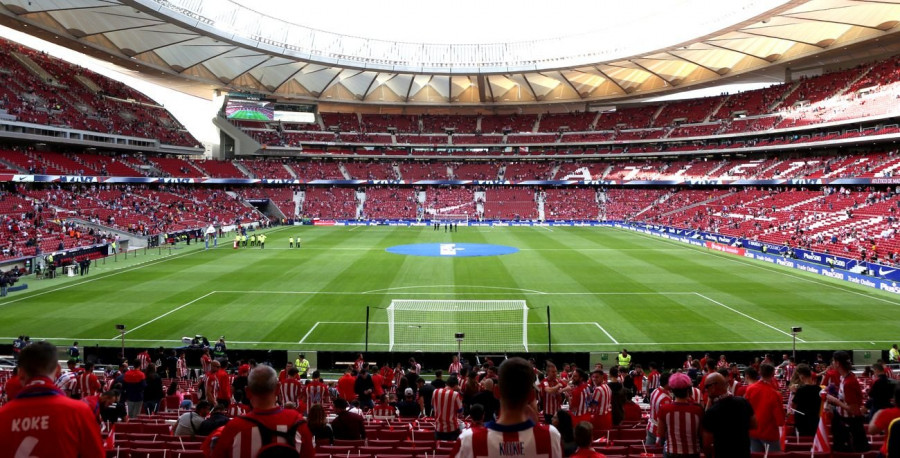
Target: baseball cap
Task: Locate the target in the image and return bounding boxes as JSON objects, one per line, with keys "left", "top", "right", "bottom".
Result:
{"left": 404, "top": 388, "right": 414, "bottom": 396}
{"left": 668, "top": 372, "right": 693, "bottom": 389}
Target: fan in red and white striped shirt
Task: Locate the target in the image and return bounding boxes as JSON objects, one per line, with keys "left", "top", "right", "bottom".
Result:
{"left": 563, "top": 369, "right": 592, "bottom": 425}
{"left": 657, "top": 373, "right": 704, "bottom": 456}
{"left": 539, "top": 363, "right": 566, "bottom": 423}
{"left": 645, "top": 372, "right": 672, "bottom": 445}
{"left": 589, "top": 370, "right": 612, "bottom": 431}
{"left": 77, "top": 362, "right": 101, "bottom": 398}
{"left": 279, "top": 368, "right": 303, "bottom": 406}
{"left": 452, "top": 357, "right": 562, "bottom": 458}
{"left": 432, "top": 376, "right": 464, "bottom": 440}
{"left": 176, "top": 353, "right": 189, "bottom": 380}
{"left": 449, "top": 355, "right": 462, "bottom": 376}
{"left": 305, "top": 371, "right": 329, "bottom": 412}
{"left": 646, "top": 363, "right": 661, "bottom": 393}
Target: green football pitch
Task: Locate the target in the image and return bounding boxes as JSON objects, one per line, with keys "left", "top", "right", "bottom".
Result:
{"left": 2, "top": 225, "right": 898, "bottom": 352}
{"left": 228, "top": 110, "right": 270, "bottom": 121}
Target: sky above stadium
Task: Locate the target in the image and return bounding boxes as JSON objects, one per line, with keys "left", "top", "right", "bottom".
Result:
{"left": 231, "top": 0, "right": 786, "bottom": 46}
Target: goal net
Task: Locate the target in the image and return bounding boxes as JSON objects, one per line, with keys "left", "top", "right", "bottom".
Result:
{"left": 386, "top": 300, "right": 528, "bottom": 352}
{"left": 434, "top": 213, "right": 468, "bottom": 223}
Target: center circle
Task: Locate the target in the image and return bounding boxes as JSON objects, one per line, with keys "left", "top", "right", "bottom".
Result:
{"left": 385, "top": 243, "right": 519, "bottom": 257}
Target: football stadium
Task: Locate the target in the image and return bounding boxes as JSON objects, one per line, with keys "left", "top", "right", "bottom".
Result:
{"left": 3, "top": 0, "right": 900, "bottom": 455}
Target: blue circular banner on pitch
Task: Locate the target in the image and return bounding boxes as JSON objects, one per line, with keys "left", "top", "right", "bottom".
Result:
{"left": 386, "top": 243, "right": 519, "bottom": 257}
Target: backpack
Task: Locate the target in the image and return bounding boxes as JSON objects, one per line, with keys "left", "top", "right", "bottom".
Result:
{"left": 238, "top": 415, "right": 306, "bottom": 458}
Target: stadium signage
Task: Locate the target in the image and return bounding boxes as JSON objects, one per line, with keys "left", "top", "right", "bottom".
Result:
{"left": 60, "top": 175, "right": 97, "bottom": 183}
{"left": 617, "top": 222, "right": 900, "bottom": 295}
{"left": 705, "top": 241, "right": 745, "bottom": 255}
{"left": 2, "top": 174, "right": 900, "bottom": 186}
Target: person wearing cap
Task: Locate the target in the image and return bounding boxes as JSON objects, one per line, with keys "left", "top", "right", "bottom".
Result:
{"left": 657, "top": 372, "right": 704, "bottom": 457}
{"left": 432, "top": 375, "right": 464, "bottom": 440}
{"left": 744, "top": 363, "right": 785, "bottom": 453}
{"left": 295, "top": 354, "right": 310, "bottom": 379}
{"left": 397, "top": 387, "right": 421, "bottom": 417}
{"left": 701, "top": 372, "right": 755, "bottom": 458}
{"left": 826, "top": 350, "right": 870, "bottom": 452}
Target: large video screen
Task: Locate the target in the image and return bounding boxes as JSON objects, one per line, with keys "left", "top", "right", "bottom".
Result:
{"left": 225, "top": 100, "right": 275, "bottom": 121}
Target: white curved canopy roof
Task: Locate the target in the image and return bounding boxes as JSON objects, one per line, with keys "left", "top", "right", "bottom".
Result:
{"left": 1, "top": 0, "right": 900, "bottom": 105}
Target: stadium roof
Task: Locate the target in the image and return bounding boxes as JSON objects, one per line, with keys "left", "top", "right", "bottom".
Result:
{"left": 1, "top": 0, "right": 900, "bottom": 106}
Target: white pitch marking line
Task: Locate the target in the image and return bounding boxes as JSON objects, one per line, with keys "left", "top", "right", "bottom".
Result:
{"left": 110, "top": 291, "right": 217, "bottom": 339}
{"left": 619, "top": 228, "right": 900, "bottom": 307}
{"left": 538, "top": 225, "right": 553, "bottom": 232}
{"left": 216, "top": 290, "right": 697, "bottom": 296}
{"left": 594, "top": 322, "right": 619, "bottom": 344}
{"left": 361, "top": 285, "right": 547, "bottom": 294}
{"left": 316, "top": 321, "right": 598, "bottom": 325}
{"left": 0, "top": 243, "right": 225, "bottom": 308}
{"left": 694, "top": 292, "right": 805, "bottom": 342}
{"left": 298, "top": 322, "right": 320, "bottom": 344}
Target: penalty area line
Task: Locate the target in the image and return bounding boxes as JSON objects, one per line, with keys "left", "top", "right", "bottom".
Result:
{"left": 110, "top": 291, "right": 217, "bottom": 339}
{"left": 694, "top": 292, "right": 805, "bottom": 342}
{"left": 594, "top": 322, "right": 619, "bottom": 344}
{"left": 299, "top": 322, "right": 320, "bottom": 344}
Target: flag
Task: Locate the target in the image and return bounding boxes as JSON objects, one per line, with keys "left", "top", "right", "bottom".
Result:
{"left": 779, "top": 425, "right": 787, "bottom": 452}
{"left": 104, "top": 423, "right": 116, "bottom": 450}
{"left": 812, "top": 391, "right": 831, "bottom": 453}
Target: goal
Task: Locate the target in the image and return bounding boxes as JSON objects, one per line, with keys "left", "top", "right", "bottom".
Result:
{"left": 434, "top": 213, "right": 468, "bottom": 223}
{"left": 385, "top": 300, "right": 529, "bottom": 352}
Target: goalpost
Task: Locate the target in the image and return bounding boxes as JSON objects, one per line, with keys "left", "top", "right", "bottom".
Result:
{"left": 433, "top": 213, "right": 469, "bottom": 223}
{"left": 385, "top": 300, "right": 529, "bottom": 352}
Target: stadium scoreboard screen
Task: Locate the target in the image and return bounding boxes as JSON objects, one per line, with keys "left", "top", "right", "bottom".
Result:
{"left": 224, "top": 94, "right": 315, "bottom": 123}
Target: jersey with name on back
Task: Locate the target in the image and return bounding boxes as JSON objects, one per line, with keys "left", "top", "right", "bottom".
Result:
{"left": 238, "top": 415, "right": 305, "bottom": 458}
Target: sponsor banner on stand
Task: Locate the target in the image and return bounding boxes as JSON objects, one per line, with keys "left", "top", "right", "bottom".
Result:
{"left": 615, "top": 222, "right": 900, "bottom": 295}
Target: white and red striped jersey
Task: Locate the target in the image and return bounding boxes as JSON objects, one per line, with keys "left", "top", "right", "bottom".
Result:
{"left": 567, "top": 383, "right": 591, "bottom": 417}
{"left": 657, "top": 401, "right": 704, "bottom": 455}
{"left": 137, "top": 352, "right": 151, "bottom": 371}
{"left": 539, "top": 378, "right": 566, "bottom": 416}
{"left": 305, "top": 380, "right": 329, "bottom": 408}
{"left": 279, "top": 378, "right": 303, "bottom": 405}
{"left": 372, "top": 403, "right": 397, "bottom": 419}
{"left": 176, "top": 357, "right": 189, "bottom": 379}
{"left": 432, "top": 387, "right": 463, "bottom": 433}
{"left": 590, "top": 383, "right": 612, "bottom": 416}
{"left": 77, "top": 371, "right": 101, "bottom": 398}
{"left": 55, "top": 371, "right": 79, "bottom": 396}
{"left": 689, "top": 386, "right": 702, "bottom": 405}
{"left": 410, "top": 362, "right": 421, "bottom": 374}
{"left": 646, "top": 370, "right": 661, "bottom": 393}
{"left": 449, "top": 361, "right": 462, "bottom": 376}
{"left": 200, "top": 354, "right": 212, "bottom": 374}
{"left": 204, "top": 373, "right": 219, "bottom": 402}
{"left": 354, "top": 358, "right": 365, "bottom": 373}
{"left": 393, "top": 367, "right": 404, "bottom": 387}
{"left": 646, "top": 387, "right": 672, "bottom": 436}
{"left": 227, "top": 402, "right": 248, "bottom": 417}
{"left": 453, "top": 420, "right": 562, "bottom": 458}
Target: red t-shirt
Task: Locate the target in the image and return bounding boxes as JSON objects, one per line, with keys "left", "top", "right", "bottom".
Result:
{"left": 744, "top": 380, "right": 785, "bottom": 441}
{"left": 0, "top": 377, "right": 104, "bottom": 458}
{"left": 873, "top": 407, "right": 900, "bottom": 454}
{"left": 337, "top": 374, "right": 356, "bottom": 401}
{"left": 210, "top": 407, "right": 314, "bottom": 458}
